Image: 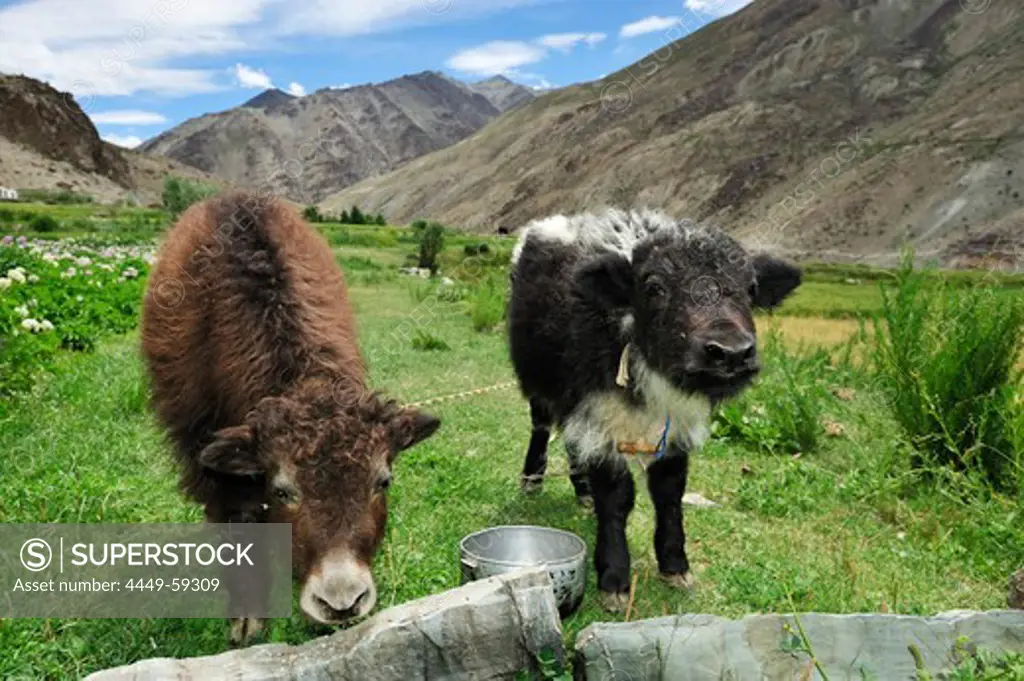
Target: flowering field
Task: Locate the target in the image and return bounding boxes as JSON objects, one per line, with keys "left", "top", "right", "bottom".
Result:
{"left": 0, "top": 236, "right": 152, "bottom": 395}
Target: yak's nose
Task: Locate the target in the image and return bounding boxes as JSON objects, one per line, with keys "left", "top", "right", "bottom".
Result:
{"left": 313, "top": 588, "right": 371, "bottom": 621}
{"left": 300, "top": 549, "right": 377, "bottom": 623}
{"left": 702, "top": 335, "right": 756, "bottom": 372}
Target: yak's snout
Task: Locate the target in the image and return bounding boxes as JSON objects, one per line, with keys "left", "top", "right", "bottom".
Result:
{"left": 300, "top": 548, "right": 377, "bottom": 624}
{"left": 695, "top": 330, "right": 758, "bottom": 376}
{"left": 676, "top": 326, "right": 760, "bottom": 400}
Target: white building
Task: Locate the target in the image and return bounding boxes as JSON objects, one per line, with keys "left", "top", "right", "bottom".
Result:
{"left": 0, "top": 187, "right": 19, "bottom": 201}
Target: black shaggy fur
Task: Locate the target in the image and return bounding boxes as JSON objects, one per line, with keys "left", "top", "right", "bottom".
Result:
{"left": 508, "top": 210, "right": 802, "bottom": 606}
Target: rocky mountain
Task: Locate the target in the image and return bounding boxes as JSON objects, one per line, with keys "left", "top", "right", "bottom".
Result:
{"left": 0, "top": 74, "right": 222, "bottom": 204}
{"left": 470, "top": 76, "right": 535, "bottom": 112}
{"left": 321, "top": 0, "right": 1024, "bottom": 266}
{"left": 241, "top": 88, "right": 296, "bottom": 111}
{"left": 140, "top": 71, "right": 531, "bottom": 204}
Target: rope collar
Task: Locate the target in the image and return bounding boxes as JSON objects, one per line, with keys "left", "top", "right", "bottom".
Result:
{"left": 615, "top": 344, "right": 671, "bottom": 465}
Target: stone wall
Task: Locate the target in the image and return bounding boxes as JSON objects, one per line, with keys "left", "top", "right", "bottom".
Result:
{"left": 86, "top": 569, "right": 563, "bottom": 681}
{"left": 575, "top": 610, "right": 1024, "bottom": 681}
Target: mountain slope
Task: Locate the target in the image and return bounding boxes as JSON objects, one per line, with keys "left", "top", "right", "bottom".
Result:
{"left": 320, "top": 0, "right": 1024, "bottom": 265}
{"left": 0, "top": 74, "right": 222, "bottom": 204}
{"left": 140, "top": 71, "right": 528, "bottom": 204}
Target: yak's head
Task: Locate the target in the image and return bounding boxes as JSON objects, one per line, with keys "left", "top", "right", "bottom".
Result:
{"left": 578, "top": 225, "right": 801, "bottom": 401}
{"left": 197, "top": 386, "right": 439, "bottom": 625}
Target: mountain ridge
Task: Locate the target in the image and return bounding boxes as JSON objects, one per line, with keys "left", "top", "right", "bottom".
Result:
{"left": 139, "top": 70, "right": 535, "bottom": 204}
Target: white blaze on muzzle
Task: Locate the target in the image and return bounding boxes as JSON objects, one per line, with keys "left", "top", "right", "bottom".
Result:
{"left": 300, "top": 547, "right": 376, "bottom": 624}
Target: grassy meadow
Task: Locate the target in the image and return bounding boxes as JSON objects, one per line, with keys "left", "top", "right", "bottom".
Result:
{"left": 0, "top": 201, "right": 1022, "bottom": 679}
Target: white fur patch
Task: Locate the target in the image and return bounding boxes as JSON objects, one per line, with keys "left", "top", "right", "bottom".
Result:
{"left": 563, "top": 351, "right": 711, "bottom": 465}
{"left": 512, "top": 208, "right": 697, "bottom": 265}
{"left": 300, "top": 548, "right": 376, "bottom": 624}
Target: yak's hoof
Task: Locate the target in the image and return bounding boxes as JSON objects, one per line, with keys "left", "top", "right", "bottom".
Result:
{"left": 598, "top": 591, "right": 630, "bottom": 613}
{"left": 229, "top": 617, "right": 266, "bottom": 646}
{"left": 575, "top": 494, "right": 594, "bottom": 509}
{"left": 520, "top": 474, "right": 544, "bottom": 495}
{"left": 660, "top": 571, "right": 695, "bottom": 590}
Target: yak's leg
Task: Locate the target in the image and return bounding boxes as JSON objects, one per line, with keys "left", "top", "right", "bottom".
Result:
{"left": 646, "top": 446, "right": 693, "bottom": 589}
{"left": 204, "top": 476, "right": 269, "bottom": 646}
{"left": 565, "top": 439, "right": 593, "bottom": 507}
{"left": 521, "top": 398, "right": 552, "bottom": 494}
{"left": 589, "top": 450, "right": 635, "bottom": 612}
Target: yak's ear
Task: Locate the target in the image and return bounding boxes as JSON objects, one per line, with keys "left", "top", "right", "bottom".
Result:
{"left": 751, "top": 254, "right": 802, "bottom": 309}
{"left": 389, "top": 409, "right": 441, "bottom": 459}
{"left": 198, "top": 425, "right": 262, "bottom": 476}
{"left": 577, "top": 253, "right": 634, "bottom": 309}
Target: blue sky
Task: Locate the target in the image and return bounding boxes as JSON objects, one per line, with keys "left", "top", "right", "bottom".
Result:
{"left": 0, "top": 0, "right": 753, "bottom": 148}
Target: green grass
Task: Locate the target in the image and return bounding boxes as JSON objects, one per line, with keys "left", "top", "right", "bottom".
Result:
{"left": 1, "top": 249, "right": 1021, "bottom": 679}
{"left": 0, "top": 220, "right": 1021, "bottom": 677}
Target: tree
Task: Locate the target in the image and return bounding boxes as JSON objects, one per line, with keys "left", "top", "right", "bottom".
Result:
{"left": 417, "top": 222, "right": 445, "bottom": 273}
{"left": 339, "top": 209, "right": 351, "bottom": 223}
{"left": 374, "top": 214, "right": 387, "bottom": 226}
{"left": 162, "top": 176, "right": 215, "bottom": 217}
{"left": 349, "top": 205, "right": 365, "bottom": 225}
{"left": 302, "top": 205, "right": 322, "bottom": 223}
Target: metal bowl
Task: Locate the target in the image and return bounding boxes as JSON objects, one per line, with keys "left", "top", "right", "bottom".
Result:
{"left": 459, "top": 525, "right": 587, "bottom": 617}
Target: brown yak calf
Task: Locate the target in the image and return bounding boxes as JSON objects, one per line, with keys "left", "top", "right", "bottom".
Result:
{"left": 141, "top": 192, "right": 439, "bottom": 642}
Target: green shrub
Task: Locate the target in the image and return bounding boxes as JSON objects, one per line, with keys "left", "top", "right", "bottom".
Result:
{"left": 873, "top": 249, "right": 1023, "bottom": 488}
{"left": 28, "top": 214, "right": 60, "bottom": 233}
{"left": 374, "top": 214, "right": 387, "bottom": 226}
{"left": 417, "top": 222, "right": 445, "bottom": 272}
{"left": 714, "top": 336, "right": 830, "bottom": 455}
{"left": 162, "top": 176, "right": 215, "bottom": 217}
{"left": 349, "top": 206, "right": 365, "bottom": 225}
{"left": 468, "top": 275, "right": 506, "bottom": 332}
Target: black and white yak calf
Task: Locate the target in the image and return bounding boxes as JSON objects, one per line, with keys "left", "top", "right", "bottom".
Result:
{"left": 508, "top": 210, "right": 802, "bottom": 611}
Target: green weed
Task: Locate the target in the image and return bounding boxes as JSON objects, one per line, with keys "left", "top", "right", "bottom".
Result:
{"left": 873, "top": 249, "right": 1023, "bottom": 489}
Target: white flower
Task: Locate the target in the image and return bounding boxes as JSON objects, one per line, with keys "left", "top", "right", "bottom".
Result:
{"left": 75, "top": 295, "right": 84, "bottom": 303}
{"left": 0, "top": 277, "right": 11, "bottom": 289}
{"left": 76, "top": 256, "right": 92, "bottom": 266}
{"left": 21, "top": 318, "right": 41, "bottom": 332}
{"left": 40, "top": 319, "right": 54, "bottom": 332}
{"left": 122, "top": 267, "right": 139, "bottom": 280}
{"left": 7, "top": 268, "right": 26, "bottom": 284}
{"left": 27, "top": 274, "right": 39, "bottom": 283}
{"left": 14, "top": 305, "right": 29, "bottom": 317}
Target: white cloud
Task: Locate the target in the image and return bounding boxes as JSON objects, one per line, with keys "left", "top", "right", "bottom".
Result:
{"left": 102, "top": 133, "right": 143, "bottom": 148}
{"left": 286, "top": 81, "right": 306, "bottom": 97}
{"left": 684, "top": 0, "right": 754, "bottom": 17}
{"left": 446, "top": 41, "right": 546, "bottom": 76}
{"left": 233, "top": 63, "right": 273, "bottom": 89}
{"left": 537, "top": 32, "right": 606, "bottom": 52}
{"left": 331, "top": 83, "right": 353, "bottom": 90}
{"left": 0, "top": 0, "right": 546, "bottom": 98}
{"left": 619, "top": 15, "right": 681, "bottom": 38}
{"left": 0, "top": 0, "right": 266, "bottom": 97}
{"left": 89, "top": 110, "right": 167, "bottom": 125}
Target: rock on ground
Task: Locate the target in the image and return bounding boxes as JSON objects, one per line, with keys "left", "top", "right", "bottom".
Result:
{"left": 575, "top": 611, "right": 1024, "bottom": 681}
{"left": 86, "top": 568, "right": 562, "bottom": 681}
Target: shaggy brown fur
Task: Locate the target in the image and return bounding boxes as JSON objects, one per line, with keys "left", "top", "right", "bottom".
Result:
{"left": 141, "top": 193, "right": 439, "bottom": 604}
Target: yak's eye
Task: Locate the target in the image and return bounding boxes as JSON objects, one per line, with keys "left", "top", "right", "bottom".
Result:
{"left": 748, "top": 282, "right": 758, "bottom": 300}
{"left": 377, "top": 474, "right": 392, "bottom": 492}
